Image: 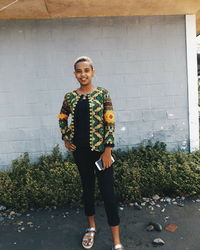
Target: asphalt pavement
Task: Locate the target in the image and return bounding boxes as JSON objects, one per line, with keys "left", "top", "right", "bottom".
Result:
{"left": 0, "top": 195, "right": 200, "bottom": 250}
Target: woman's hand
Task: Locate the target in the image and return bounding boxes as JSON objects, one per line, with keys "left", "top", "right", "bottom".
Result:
{"left": 100, "top": 147, "right": 112, "bottom": 169}
{"left": 64, "top": 138, "right": 76, "bottom": 151}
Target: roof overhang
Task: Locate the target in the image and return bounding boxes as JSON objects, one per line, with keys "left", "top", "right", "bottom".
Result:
{"left": 0, "top": 0, "right": 200, "bottom": 35}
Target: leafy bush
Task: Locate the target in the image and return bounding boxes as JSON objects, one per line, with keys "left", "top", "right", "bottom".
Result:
{"left": 0, "top": 142, "right": 199, "bottom": 211}
{"left": 1, "top": 147, "right": 82, "bottom": 211}
{"left": 113, "top": 142, "right": 200, "bottom": 202}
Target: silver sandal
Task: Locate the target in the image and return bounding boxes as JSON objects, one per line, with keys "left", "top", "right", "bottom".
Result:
{"left": 82, "top": 227, "right": 96, "bottom": 249}
{"left": 112, "top": 243, "right": 124, "bottom": 250}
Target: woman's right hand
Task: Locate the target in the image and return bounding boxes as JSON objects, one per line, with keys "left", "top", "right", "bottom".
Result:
{"left": 64, "top": 139, "right": 76, "bottom": 151}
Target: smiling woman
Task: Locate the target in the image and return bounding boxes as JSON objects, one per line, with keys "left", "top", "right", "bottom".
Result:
{"left": 58, "top": 56, "right": 124, "bottom": 250}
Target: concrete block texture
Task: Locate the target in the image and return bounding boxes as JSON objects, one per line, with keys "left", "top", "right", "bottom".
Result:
{"left": 0, "top": 15, "right": 191, "bottom": 168}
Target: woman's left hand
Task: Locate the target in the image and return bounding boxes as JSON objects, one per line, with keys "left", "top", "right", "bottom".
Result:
{"left": 100, "top": 147, "right": 112, "bottom": 169}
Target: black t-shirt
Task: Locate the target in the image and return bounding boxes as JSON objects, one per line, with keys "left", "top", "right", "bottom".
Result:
{"left": 73, "top": 94, "right": 90, "bottom": 149}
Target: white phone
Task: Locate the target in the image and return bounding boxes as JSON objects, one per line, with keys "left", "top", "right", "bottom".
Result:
{"left": 95, "top": 156, "right": 115, "bottom": 171}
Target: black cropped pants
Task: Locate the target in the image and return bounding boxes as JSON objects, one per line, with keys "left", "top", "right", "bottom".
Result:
{"left": 72, "top": 148, "right": 120, "bottom": 227}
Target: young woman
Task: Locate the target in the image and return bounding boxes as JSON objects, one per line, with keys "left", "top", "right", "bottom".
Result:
{"left": 58, "top": 56, "right": 124, "bottom": 250}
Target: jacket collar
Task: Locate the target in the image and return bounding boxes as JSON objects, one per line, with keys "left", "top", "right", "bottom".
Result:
{"left": 73, "top": 86, "right": 101, "bottom": 97}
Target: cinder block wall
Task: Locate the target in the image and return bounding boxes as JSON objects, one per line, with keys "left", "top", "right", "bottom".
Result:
{"left": 0, "top": 15, "right": 189, "bottom": 168}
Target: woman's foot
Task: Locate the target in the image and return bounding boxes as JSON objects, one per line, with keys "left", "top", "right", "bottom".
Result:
{"left": 112, "top": 243, "right": 124, "bottom": 250}
{"left": 110, "top": 225, "right": 123, "bottom": 249}
{"left": 82, "top": 227, "right": 96, "bottom": 249}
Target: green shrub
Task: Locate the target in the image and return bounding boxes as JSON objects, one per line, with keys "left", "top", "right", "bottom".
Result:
{"left": 113, "top": 142, "right": 200, "bottom": 202}
{"left": 0, "top": 142, "right": 199, "bottom": 211}
{"left": 0, "top": 146, "right": 82, "bottom": 211}
{"left": 0, "top": 171, "right": 13, "bottom": 207}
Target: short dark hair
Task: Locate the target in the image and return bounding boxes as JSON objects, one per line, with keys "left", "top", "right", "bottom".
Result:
{"left": 74, "top": 56, "right": 94, "bottom": 71}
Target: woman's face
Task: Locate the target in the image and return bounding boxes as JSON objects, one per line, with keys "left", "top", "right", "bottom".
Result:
{"left": 74, "top": 61, "right": 95, "bottom": 86}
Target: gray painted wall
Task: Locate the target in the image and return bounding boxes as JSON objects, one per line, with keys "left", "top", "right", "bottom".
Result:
{"left": 0, "top": 15, "right": 189, "bottom": 168}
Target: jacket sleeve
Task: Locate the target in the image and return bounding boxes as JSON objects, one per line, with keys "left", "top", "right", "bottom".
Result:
{"left": 58, "top": 94, "right": 71, "bottom": 141}
{"left": 103, "top": 89, "right": 115, "bottom": 148}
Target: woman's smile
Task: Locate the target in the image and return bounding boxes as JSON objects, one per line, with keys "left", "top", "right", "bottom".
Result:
{"left": 80, "top": 77, "right": 87, "bottom": 81}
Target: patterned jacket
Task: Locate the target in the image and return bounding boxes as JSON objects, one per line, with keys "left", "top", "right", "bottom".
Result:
{"left": 58, "top": 87, "right": 115, "bottom": 152}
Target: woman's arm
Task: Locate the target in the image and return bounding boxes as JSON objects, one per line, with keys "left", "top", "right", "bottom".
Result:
{"left": 103, "top": 89, "right": 115, "bottom": 147}
{"left": 101, "top": 89, "right": 115, "bottom": 168}
{"left": 58, "top": 94, "right": 71, "bottom": 140}
{"left": 58, "top": 94, "right": 76, "bottom": 151}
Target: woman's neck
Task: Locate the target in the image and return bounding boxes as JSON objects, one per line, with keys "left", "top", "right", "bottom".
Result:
{"left": 78, "top": 85, "right": 97, "bottom": 94}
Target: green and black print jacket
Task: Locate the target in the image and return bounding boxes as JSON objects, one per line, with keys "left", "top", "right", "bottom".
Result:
{"left": 58, "top": 87, "right": 115, "bottom": 152}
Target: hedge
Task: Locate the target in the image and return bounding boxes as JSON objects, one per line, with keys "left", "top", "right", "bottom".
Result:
{"left": 0, "top": 142, "right": 199, "bottom": 211}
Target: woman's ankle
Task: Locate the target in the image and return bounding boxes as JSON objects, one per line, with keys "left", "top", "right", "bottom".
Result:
{"left": 87, "top": 215, "right": 96, "bottom": 229}
{"left": 88, "top": 224, "right": 96, "bottom": 229}
{"left": 113, "top": 240, "right": 121, "bottom": 245}
{"left": 110, "top": 225, "right": 122, "bottom": 246}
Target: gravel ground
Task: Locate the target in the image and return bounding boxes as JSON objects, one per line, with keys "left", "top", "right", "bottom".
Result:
{"left": 0, "top": 195, "right": 200, "bottom": 250}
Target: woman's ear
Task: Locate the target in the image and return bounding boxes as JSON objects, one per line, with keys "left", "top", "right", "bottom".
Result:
{"left": 92, "top": 69, "right": 96, "bottom": 76}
